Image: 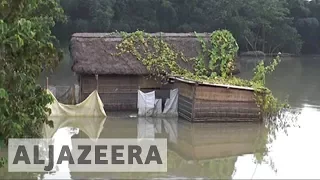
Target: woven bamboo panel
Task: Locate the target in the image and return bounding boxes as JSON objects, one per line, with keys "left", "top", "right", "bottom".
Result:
{"left": 195, "top": 106, "right": 260, "bottom": 114}
{"left": 194, "top": 100, "right": 258, "bottom": 109}
{"left": 103, "top": 103, "right": 137, "bottom": 110}
{"left": 195, "top": 86, "right": 255, "bottom": 102}
{"left": 98, "top": 75, "right": 139, "bottom": 84}
{"left": 178, "top": 95, "right": 194, "bottom": 121}
{"left": 194, "top": 111, "right": 260, "bottom": 118}
{"left": 83, "top": 85, "right": 138, "bottom": 94}
{"left": 81, "top": 75, "right": 94, "bottom": 84}
{"left": 81, "top": 92, "right": 136, "bottom": 102}
{"left": 193, "top": 117, "right": 261, "bottom": 122}
{"left": 140, "top": 89, "right": 170, "bottom": 100}
{"left": 193, "top": 97, "right": 260, "bottom": 122}
{"left": 175, "top": 82, "right": 194, "bottom": 99}
{"left": 82, "top": 78, "right": 96, "bottom": 93}
{"left": 100, "top": 93, "right": 137, "bottom": 102}
{"left": 179, "top": 113, "right": 193, "bottom": 122}
{"left": 81, "top": 75, "right": 139, "bottom": 93}
{"left": 138, "top": 76, "right": 162, "bottom": 89}
{"left": 80, "top": 75, "right": 141, "bottom": 110}
{"left": 81, "top": 91, "right": 137, "bottom": 110}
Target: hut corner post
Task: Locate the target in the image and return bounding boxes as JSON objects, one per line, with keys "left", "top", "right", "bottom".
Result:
{"left": 72, "top": 85, "right": 75, "bottom": 105}
{"left": 191, "top": 82, "right": 198, "bottom": 122}
{"left": 95, "top": 74, "right": 99, "bottom": 92}
{"left": 79, "top": 75, "right": 82, "bottom": 103}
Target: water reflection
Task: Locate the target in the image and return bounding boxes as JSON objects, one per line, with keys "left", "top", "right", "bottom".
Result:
{"left": 42, "top": 127, "right": 78, "bottom": 180}
{"left": 43, "top": 117, "right": 106, "bottom": 141}
{"left": 234, "top": 105, "right": 320, "bottom": 179}
{"left": 41, "top": 117, "right": 106, "bottom": 179}
{"left": 0, "top": 108, "right": 308, "bottom": 179}
{"left": 69, "top": 115, "right": 268, "bottom": 179}
{"left": 136, "top": 118, "right": 178, "bottom": 143}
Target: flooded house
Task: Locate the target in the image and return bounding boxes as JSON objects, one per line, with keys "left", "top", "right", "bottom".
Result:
{"left": 170, "top": 77, "right": 261, "bottom": 122}
{"left": 71, "top": 33, "right": 260, "bottom": 122}
{"left": 70, "top": 33, "right": 209, "bottom": 111}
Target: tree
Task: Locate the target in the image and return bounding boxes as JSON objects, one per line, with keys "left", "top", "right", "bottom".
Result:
{"left": 0, "top": 0, "right": 65, "bottom": 143}
{"left": 53, "top": 0, "right": 314, "bottom": 54}
{"left": 226, "top": 0, "right": 302, "bottom": 54}
{"left": 289, "top": 0, "right": 320, "bottom": 53}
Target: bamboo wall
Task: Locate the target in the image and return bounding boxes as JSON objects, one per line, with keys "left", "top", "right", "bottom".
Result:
{"left": 194, "top": 85, "right": 261, "bottom": 122}
{"left": 174, "top": 81, "right": 195, "bottom": 121}
{"left": 80, "top": 75, "right": 170, "bottom": 110}
{"left": 174, "top": 80, "right": 261, "bottom": 122}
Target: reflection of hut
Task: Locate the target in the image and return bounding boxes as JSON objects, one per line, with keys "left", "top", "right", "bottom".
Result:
{"left": 96, "top": 117, "right": 138, "bottom": 139}
{"left": 167, "top": 151, "right": 238, "bottom": 179}
{"left": 71, "top": 115, "right": 267, "bottom": 179}
{"left": 71, "top": 33, "right": 210, "bottom": 111}
{"left": 165, "top": 121, "right": 266, "bottom": 179}
{"left": 96, "top": 115, "right": 177, "bottom": 140}
{"left": 171, "top": 121, "right": 266, "bottom": 160}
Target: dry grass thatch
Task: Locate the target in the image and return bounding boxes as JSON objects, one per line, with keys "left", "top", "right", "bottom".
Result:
{"left": 71, "top": 33, "right": 211, "bottom": 75}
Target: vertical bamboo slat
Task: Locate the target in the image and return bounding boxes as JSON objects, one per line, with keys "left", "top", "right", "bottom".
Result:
{"left": 191, "top": 83, "right": 197, "bottom": 121}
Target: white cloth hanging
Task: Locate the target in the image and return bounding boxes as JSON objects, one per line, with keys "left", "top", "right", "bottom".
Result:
{"left": 137, "top": 90, "right": 156, "bottom": 117}
{"left": 137, "top": 89, "right": 179, "bottom": 117}
{"left": 153, "top": 99, "right": 163, "bottom": 116}
{"left": 163, "top": 89, "right": 179, "bottom": 116}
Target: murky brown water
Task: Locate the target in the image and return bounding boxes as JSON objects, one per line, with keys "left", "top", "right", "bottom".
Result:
{"left": 1, "top": 55, "right": 320, "bottom": 179}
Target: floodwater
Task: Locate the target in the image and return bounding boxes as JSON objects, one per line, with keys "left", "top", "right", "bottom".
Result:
{"left": 1, "top": 55, "right": 320, "bottom": 179}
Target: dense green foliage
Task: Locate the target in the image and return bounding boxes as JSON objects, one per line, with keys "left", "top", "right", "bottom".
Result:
{"left": 115, "top": 31, "right": 189, "bottom": 80}
{"left": 0, "top": 0, "right": 65, "bottom": 144}
{"left": 209, "top": 30, "right": 239, "bottom": 78}
{"left": 115, "top": 30, "right": 286, "bottom": 115}
{"left": 54, "top": 0, "right": 320, "bottom": 54}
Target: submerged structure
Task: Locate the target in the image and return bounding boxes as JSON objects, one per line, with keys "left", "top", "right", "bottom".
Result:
{"left": 171, "top": 77, "right": 261, "bottom": 122}
{"left": 70, "top": 33, "right": 260, "bottom": 122}
{"left": 71, "top": 33, "right": 207, "bottom": 111}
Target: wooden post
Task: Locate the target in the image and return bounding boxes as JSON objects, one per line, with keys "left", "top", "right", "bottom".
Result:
{"left": 79, "top": 76, "right": 82, "bottom": 102}
{"left": 95, "top": 74, "right": 99, "bottom": 92}
{"left": 191, "top": 82, "right": 198, "bottom": 122}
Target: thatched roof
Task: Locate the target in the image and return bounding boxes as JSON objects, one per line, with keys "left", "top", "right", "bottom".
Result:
{"left": 71, "top": 33, "right": 211, "bottom": 75}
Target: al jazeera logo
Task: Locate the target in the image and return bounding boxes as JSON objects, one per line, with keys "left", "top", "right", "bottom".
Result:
{"left": 8, "top": 139, "right": 167, "bottom": 172}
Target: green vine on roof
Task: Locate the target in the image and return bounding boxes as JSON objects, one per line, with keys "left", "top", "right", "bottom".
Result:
{"left": 114, "top": 30, "right": 288, "bottom": 117}
{"left": 115, "top": 31, "right": 190, "bottom": 81}
{"left": 209, "top": 30, "right": 239, "bottom": 78}
{"left": 194, "top": 32, "right": 209, "bottom": 77}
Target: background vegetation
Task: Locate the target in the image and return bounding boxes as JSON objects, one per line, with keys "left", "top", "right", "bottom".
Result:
{"left": 54, "top": 0, "right": 320, "bottom": 54}
{"left": 0, "top": 0, "right": 64, "bottom": 146}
